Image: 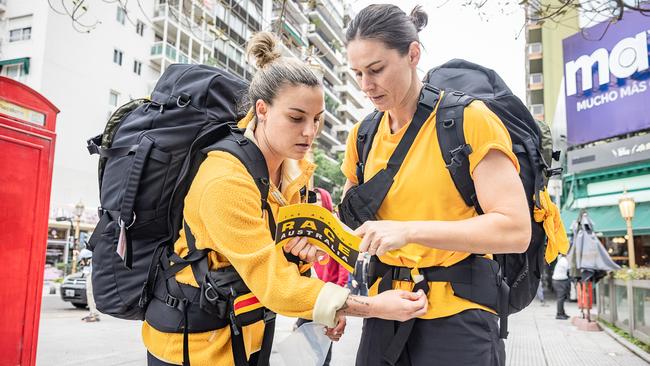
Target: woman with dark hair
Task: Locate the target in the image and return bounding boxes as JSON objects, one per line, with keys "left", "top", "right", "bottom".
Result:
{"left": 341, "top": 4, "right": 531, "bottom": 366}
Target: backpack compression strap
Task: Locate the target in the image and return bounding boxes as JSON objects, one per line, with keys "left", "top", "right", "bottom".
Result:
{"left": 355, "top": 111, "right": 382, "bottom": 185}
{"left": 435, "top": 91, "right": 484, "bottom": 215}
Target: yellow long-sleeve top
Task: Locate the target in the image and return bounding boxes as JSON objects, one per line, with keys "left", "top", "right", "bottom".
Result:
{"left": 142, "top": 118, "right": 350, "bottom": 365}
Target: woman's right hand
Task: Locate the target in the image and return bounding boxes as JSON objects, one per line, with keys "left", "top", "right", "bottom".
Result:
{"left": 370, "top": 289, "right": 428, "bottom": 322}
{"left": 283, "top": 236, "right": 326, "bottom": 263}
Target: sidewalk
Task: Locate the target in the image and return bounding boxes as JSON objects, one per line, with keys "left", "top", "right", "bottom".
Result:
{"left": 505, "top": 300, "right": 648, "bottom": 366}
{"left": 37, "top": 294, "right": 648, "bottom": 365}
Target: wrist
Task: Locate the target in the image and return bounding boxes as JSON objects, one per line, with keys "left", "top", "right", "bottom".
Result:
{"left": 405, "top": 222, "right": 417, "bottom": 243}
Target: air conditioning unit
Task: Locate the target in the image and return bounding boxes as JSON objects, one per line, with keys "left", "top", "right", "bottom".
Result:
{"left": 307, "top": 24, "right": 316, "bottom": 33}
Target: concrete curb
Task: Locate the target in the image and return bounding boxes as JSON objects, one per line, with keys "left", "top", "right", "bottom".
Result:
{"left": 598, "top": 321, "right": 650, "bottom": 363}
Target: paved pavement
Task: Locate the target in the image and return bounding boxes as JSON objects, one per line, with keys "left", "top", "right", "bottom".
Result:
{"left": 36, "top": 293, "right": 649, "bottom": 365}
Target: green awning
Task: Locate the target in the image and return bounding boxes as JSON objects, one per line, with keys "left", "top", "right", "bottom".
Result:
{"left": 561, "top": 202, "right": 650, "bottom": 236}
{"left": 283, "top": 23, "right": 306, "bottom": 47}
{"left": 0, "top": 57, "right": 30, "bottom": 74}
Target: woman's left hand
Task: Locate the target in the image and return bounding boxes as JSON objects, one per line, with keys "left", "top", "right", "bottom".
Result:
{"left": 354, "top": 221, "right": 410, "bottom": 256}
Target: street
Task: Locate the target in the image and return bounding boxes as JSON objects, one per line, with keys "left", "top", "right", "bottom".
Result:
{"left": 37, "top": 292, "right": 649, "bottom": 366}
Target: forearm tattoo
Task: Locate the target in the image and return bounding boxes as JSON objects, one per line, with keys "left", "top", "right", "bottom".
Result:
{"left": 339, "top": 295, "right": 371, "bottom": 317}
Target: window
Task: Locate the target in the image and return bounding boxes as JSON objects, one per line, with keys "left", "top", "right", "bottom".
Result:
{"left": 1, "top": 64, "right": 25, "bottom": 81}
{"left": 9, "top": 27, "right": 31, "bottom": 42}
{"left": 133, "top": 60, "right": 142, "bottom": 75}
{"left": 113, "top": 49, "right": 123, "bottom": 65}
{"left": 528, "top": 42, "right": 542, "bottom": 54}
{"left": 530, "top": 104, "right": 544, "bottom": 116}
{"left": 136, "top": 21, "right": 145, "bottom": 36}
{"left": 117, "top": 7, "right": 126, "bottom": 25}
{"left": 529, "top": 73, "right": 543, "bottom": 85}
{"left": 109, "top": 90, "right": 119, "bottom": 107}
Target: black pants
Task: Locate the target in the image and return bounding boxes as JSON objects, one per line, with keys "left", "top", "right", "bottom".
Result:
{"left": 552, "top": 279, "right": 570, "bottom": 316}
{"left": 147, "top": 351, "right": 260, "bottom": 366}
{"left": 356, "top": 310, "right": 505, "bottom": 366}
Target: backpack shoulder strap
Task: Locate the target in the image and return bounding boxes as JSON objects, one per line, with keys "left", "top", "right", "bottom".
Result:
{"left": 201, "top": 127, "right": 274, "bottom": 238}
{"left": 435, "top": 91, "right": 484, "bottom": 214}
{"left": 355, "top": 111, "right": 383, "bottom": 185}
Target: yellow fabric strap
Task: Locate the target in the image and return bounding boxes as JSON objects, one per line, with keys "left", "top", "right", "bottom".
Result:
{"left": 533, "top": 189, "right": 570, "bottom": 263}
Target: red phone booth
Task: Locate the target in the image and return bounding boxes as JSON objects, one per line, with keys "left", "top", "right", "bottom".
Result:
{"left": 0, "top": 76, "right": 58, "bottom": 366}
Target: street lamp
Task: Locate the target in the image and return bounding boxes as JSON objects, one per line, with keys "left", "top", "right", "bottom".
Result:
{"left": 618, "top": 190, "right": 636, "bottom": 269}
{"left": 71, "top": 200, "right": 85, "bottom": 274}
{"left": 55, "top": 216, "right": 74, "bottom": 274}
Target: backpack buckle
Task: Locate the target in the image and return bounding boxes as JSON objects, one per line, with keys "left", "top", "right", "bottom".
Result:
{"left": 165, "top": 294, "right": 179, "bottom": 308}
{"left": 392, "top": 267, "right": 412, "bottom": 282}
{"left": 546, "top": 167, "right": 562, "bottom": 177}
{"left": 204, "top": 282, "right": 219, "bottom": 303}
{"left": 264, "top": 309, "right": 276, "bottom": 323}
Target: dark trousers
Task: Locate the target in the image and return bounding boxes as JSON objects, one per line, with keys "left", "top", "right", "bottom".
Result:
{"left": 356, "top": 309, "right": 505, "bottom": 366}
{"left": 552, "top": 279, "right": 570, "bottom": 316}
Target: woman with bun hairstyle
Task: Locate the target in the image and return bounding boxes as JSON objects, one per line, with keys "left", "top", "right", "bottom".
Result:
{"left": 142, "top": 31, "right": 428, "bottom": 366}
{"left": 341, "top": 4, "right": 530, "bottom": 366}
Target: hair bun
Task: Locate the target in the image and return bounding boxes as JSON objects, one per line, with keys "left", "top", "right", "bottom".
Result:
{"left": 247, "top": 32, "right": 281, "bottom": 68}
{"left": 409, "top": 5, "right": 428, "bottom": 33}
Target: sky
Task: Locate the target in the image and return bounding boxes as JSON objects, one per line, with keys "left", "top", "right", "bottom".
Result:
{"left": 350, "top": 1, "right": 527, "bottom": 101}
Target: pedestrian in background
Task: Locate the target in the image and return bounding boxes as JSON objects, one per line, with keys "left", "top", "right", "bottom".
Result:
{"left": 79, "top": 249, "right": 100, "bottom": 322}
{"left": 552, "top": 254, "right": 570, "bottom": 319}
{"left": 351, "top": 258, "right": 368, "bottom": 296}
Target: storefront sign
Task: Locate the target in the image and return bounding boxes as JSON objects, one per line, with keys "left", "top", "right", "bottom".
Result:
{"left": 567, "top": 133, "right": 650, "bottom": 173}
{"left": 563, "top": 11, "right": 650, "bottom": 146}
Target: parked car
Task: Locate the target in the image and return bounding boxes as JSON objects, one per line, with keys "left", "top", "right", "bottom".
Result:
{"left": 59, "top": 269, "right": 88, "bottom": 309}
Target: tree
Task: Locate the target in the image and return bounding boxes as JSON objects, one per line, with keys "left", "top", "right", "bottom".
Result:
{"left": 312, "top": 147, "right": 346, "bottom": 203}
{"left": 453, "top": 0, "right": 650, "bottom": 29}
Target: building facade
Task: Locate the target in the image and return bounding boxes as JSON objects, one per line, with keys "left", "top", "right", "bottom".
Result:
{"left": 559, "top": 9, "right": 650, "bottom": 267}
{"left": 0, "top": 0, "right": 363, "bottom": 266}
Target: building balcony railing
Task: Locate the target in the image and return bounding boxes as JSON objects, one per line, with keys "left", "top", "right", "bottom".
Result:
{"left": 307, "top": 0, "right": 344, "bottom": 40}
{"left": 285, "top": 0, "right": 309, "bottom": 25}
{"left": 338, "top": 103, "right": 365, "bottom": 122}
{"left": 151, "top": 41, "right": 179, "bottom": 64}
{"left": 313, "top": 56, "right": 341, "bottom": 86}
{"left": 307, "top": 26, "right": 343, "bottom": 67}
{"left": 308, "top": 10, "right": 343, "bottom": 45}
{"left": 334, "top": 83, "right": 366, "bottom": 109}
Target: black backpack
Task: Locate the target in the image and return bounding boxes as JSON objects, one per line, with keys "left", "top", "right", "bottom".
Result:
{"left": 86, "top": 63, "right": 251, "bottom": 321}
{"left": 346, "top": 59, "right": 560, "bottom": 336}
{"left": 425, "top": 59, "right": 561, "bottom": 317}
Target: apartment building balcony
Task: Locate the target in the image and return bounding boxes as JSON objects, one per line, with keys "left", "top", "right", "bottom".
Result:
{"left": 277, "top": 38, "right": 302, "bottom": 58}
{"left": 150, "top": 42, "right": 176, "bottom": 66}
{"left": 528, "top": 73, "right": 544, "bottom": 90}
{"left": 307, "top": 10, "right": 343, "bottom": 45}
{"left": 529, "top": 104, "right": 544, "bottom": 122}
{"left": 334, "top": 83, "right": 365, "bottom": 109}
{"left": 318, "top": 127, "right": 341, "bottom": 148}
{"left": 307, "top": 25, "right": 343, "bottom": 67}
{"left": 338, "top": 103, "right": 365, "bottom": 122}
{"left": 313, "top": 56, "right": 341, "bottom": 86}
{"left": 281, "top": 19, "right": 307, "bottom": 47}
{"left": 527, "top": 42, "right": 542, "bottom": 60}
{"left": 284, "top": 0, "right": 309, "bottom": 25}
{"left": 152, "top": 4, "right": 215, "bottom": 48}
{"left": 307, "top": 0, "right": 345, "bottom": 42}
{"left": 0, "top": 0, "right": 6, "bottom": 14}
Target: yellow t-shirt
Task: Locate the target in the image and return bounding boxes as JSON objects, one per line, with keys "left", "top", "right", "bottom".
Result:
{"left": 341, "top": 97, "right": 520, "bottom": 319}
